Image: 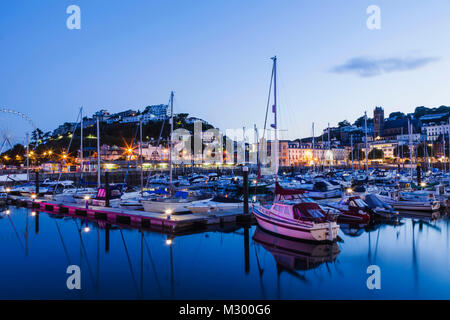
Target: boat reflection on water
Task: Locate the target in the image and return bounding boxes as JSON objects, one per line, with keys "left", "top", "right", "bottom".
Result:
{"left": 252, "top": 227, "right": 340, "bottom": 272}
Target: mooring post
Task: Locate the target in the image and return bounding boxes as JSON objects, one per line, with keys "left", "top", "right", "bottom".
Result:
{"left": 105, "top": 170, "right": 110, "bottom": 208}
{"left": 417, "top": 164, "right": 422, "bottom": 187}
{"left": 35, "top": 169, "right": 39, "bottom": 195}
{"left": 243, "top": 166, "right": 249, "bottom": 214}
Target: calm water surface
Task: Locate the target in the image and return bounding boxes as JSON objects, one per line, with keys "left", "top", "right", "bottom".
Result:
{"left": 0, "top": 206, "right": 449, "bottom": 299}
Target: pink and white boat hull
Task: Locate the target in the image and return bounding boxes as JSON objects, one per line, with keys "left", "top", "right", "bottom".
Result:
{"left": 253, "top": 206, "right": 339, "bottom": 242}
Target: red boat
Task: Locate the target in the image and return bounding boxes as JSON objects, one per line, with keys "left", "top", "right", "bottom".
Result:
{"left": 321, "top": 195, "right": 371, "bottom": 224}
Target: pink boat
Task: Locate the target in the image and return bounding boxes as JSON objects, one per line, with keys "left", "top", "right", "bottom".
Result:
{"left": 252, "top": 184, "right": 340, "bottom": 242}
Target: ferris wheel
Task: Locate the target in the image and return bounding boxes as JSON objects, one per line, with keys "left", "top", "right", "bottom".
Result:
{"left": 0, "top": 108, "right": 37, "bottom": 152}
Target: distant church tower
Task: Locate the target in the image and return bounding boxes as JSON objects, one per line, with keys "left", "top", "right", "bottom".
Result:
{"left": 373, "top": 106, "right": 384, "bottom": 138}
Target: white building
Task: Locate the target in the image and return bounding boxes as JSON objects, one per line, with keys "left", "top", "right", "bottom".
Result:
{"left": 144, "top": 104, "right": 169, "bottom": 121}
{"left": 422, "top": 123, "right": 450, "bottom": 141}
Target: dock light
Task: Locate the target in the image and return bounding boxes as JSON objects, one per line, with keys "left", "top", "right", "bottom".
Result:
{"left": 165, "top": 239, "right": 173, "bottom": 246}
{"left": 31, "top": 194, "right": 37, "bottom": 200}
{"left": 5, "top": 210, "right": 10, "bottom": 215}
{"left": 83, "top": 226, "right": 90, "bottom": 233}
{"left": 346, "top": 188, "right": 353, "bottom": 194}
{"left": 84, "top": 195, "right": 90, "bottom": 209}
{"left": 165, "top": 209, "right": 173, "bottom": 215}
{"left": 420, "top": 182, "right": 426, "bottom": 187}
{"left": 31, "top": 211, "right": 36, "bottom": 217}
{"left": 5, "top": 187, "right": 11, "bottom": 193}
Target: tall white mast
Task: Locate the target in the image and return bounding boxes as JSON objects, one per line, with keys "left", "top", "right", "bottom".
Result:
{"left": 26, "top": 133, "right": 29, "bottom": 182}
{"left": 328, "top": 122, "right": 331, "bottom": 171}
{"left": 364, "top": 111, "right": 369, "bottom": 173}
{"left": 447, "top": 117, "right": 450, "bottom": 175}
{"left": 96, "top": 117, "right": 101, "bottom": 188}
{"left": 408, "top": 118, "right": 413, "bottom": 184}
{"left": 80, "top": 107, "right": 83, "bottom": 178}
{"left": 312, "top": 122, "right": 315, "bottom": 172}
{"left": 169, "top": 91, "right": 174, "bottom": 186}
{"left": 139, "top": 117, "right": 144, "bottom": 194}
{"left": 271, "top": 56, "right": 278, "bottom": 181}
{"left": 350, "top": 134, "right": 353, "bottom": 170}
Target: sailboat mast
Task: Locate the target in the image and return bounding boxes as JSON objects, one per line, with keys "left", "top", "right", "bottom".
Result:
{"left": 139, "top": 117, "right": 144, "bottom": 193}
{"left": 26, "top": 133, "right": 29, "bottom": 182}
{"left": 169, "top": 91, "right": 174, "bottom": 186}
{"left": 328, "top": 122, "right": 331, "bottom": 171}
{"left": 96, "top": 117, "right": 101, "bottom": 188}
{"left": 312, "top": 122, "right": 315, "bottom": 172}
{"left": 80, "top": 107, "right": 83, "bottom": 178}
{"left": 350, "top": 134, "right": 353, "bottom": 170}
{"left": 271, "top": 56, "right": 278, "bottom": 180}
{"left": 408, "top": 118, "right": 413, "bottom": 183}
{"left": 364, "top": 111, "right": 369, "bottom": 173}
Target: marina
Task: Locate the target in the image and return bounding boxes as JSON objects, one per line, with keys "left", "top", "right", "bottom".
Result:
{"left": 2, "top": 0, "right": 450, "bottom": 304}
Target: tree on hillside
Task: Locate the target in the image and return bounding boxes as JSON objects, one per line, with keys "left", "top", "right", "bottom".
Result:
{"left": 353, "top": 116, "right": 373, "bottom": 128}
{"left": 388, "top": 112, "right": 406, "bottom": 120}
{"left": 338, "top": 120, "right": 350, "bottom": 128}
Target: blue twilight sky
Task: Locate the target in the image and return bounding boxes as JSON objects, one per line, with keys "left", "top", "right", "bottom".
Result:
{"left": 1, "top": 0, "right": 450, "bottom": 142}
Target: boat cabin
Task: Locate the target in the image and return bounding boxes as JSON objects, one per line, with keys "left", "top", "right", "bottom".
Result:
{"left": 270, "top": 202, "right": 328, "bottom": 222}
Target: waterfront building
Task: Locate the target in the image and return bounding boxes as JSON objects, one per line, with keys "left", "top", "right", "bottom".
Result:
{"left": 276, "top": 140, "right": 348, "bottom": 167}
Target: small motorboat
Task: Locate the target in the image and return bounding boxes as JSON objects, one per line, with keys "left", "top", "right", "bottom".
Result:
{"left": 321, "top": 195, "right": 371, "bottom": 224}
{"left": 297, "top": 179, "right": 342, "bottom": 199}
{"left": 187, "top": 195, "right": 243, "bottom": 213}
{"left": 377, "top": 190, "right": 440, "bottom": 212}
{"left": 252, "top": 183, "right": 339, "bottom": 242}
{"left": 362, "top": 193, "right": 399, "bottom": 218}
{"left": 141, "top": 190, "right": 212, "bottom": 214}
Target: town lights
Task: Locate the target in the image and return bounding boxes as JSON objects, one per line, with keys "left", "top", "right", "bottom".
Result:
{"left": 5, "top": 188, "right": 11, "bottom": 193}
{"left": 420, "top": 182, "right": 426, "bottom": 187}
{"left": 30, "top": 194, "right": 37, "bottom": 200}
{"left": 346, "top": 188, "right": 353, "bottom": 194}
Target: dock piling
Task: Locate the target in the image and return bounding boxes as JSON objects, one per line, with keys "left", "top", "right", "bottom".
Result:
{"left": 105, "top": 171, "right": 110, "bottom": 208}
{"left": 243, "top": 166, "right": 249, "bottom": 214}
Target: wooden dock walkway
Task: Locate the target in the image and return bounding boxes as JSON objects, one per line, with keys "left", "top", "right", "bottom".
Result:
{"left": 8, "top": 196, "right": 254, "bottom": 234}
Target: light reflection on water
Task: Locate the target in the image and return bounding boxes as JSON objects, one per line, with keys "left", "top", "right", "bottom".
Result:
{"left": 0, "top": 206, "right": 449, "bottom": 299}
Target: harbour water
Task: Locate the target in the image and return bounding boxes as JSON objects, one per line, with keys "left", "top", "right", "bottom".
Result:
{"left": 0, "top": 206, "right": 449, "bottom": 300}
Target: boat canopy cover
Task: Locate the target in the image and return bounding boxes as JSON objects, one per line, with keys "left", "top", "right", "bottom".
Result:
{"left": 275, "top": 182, "right": 307, "bottom": 195}
{"left": 293, "top": 202, "right": 326, "bottom": 220}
